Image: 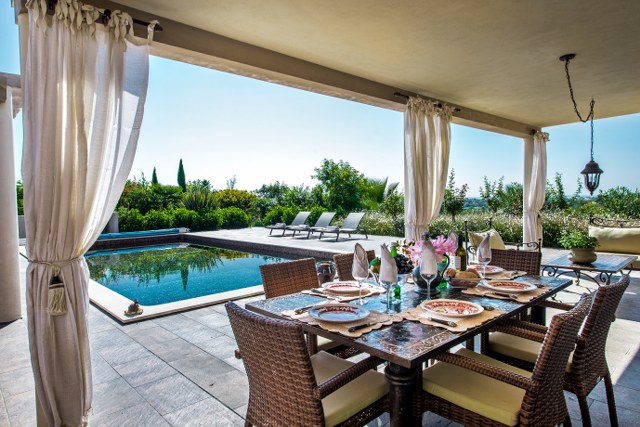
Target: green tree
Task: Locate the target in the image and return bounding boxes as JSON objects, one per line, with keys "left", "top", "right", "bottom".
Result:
{"left": 360, "top": 177, "right": 399, "bottom": 211}
{"left": 440, "top": 169, "right": 468, "bottom": 221}
{"left": 177, "top": 159, "right": 186, "bottom": 191}
{"left": 16, "top": 181, "right": 24, "bottom": 215}
{"left": 380, "top": 187, "right": 404, "bottom": 235}
{"left": 545, "top": 173, "right": 568, "bottom": 211}
{"left": 151, "top": 167, "right": 158, "bottom": 186}
{"left": 226, "top": 175, "right": 237, "bottom": 190}
{"left": 498, "top": 182, "right": 523, "bottom": 216}
{"left": 479, "top": 176, "right": 504, "bottom": 214}
{"left": 597, "top": 187, "right": 640, "bottom": 219}
{"left": 312, "top": 159, "right": 365, "bottom": 214}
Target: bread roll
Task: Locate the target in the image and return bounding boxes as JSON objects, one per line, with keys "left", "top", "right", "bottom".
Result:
{"left": 444, "top": 268, "right": 457, "bottom": 278}
{"left": 457, "top": 270, "right": 480, "bottom": 279}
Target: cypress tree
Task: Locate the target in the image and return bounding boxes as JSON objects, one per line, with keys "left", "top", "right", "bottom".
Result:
{"left": 177, "top": 159, "right": 186, "bottom": 191}
{"left": 151, "top": 167, "right": 158, "bottom": 185}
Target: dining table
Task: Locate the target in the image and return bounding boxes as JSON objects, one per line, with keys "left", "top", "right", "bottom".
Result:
{"left": 245, "top": 275, "right": 574, "bottom": 427}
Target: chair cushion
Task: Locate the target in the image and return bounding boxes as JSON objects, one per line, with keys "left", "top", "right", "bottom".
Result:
{"left": 311, "top": 351, "right": 388, "bottom": 427}
{"left": 488, "top": 332, "right": 574, "bottom": 372}
{"left": 469, "top": 229, "right": 506, "bottom": 250}
{"left": 423, "top": 347, "right": 531, "bottom": 426}
{"left": 317, "top": 336, "right": 338, "bottom": 352}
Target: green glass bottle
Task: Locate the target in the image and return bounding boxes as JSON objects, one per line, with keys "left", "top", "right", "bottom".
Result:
{"left": 455, "top": 235, "right": 467, "bottom": 271}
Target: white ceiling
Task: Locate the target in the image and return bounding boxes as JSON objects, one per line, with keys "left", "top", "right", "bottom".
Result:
{"left": 113, "top": 0, "right": 640, "bottom": 128}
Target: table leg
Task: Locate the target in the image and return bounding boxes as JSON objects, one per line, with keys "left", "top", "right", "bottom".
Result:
{"left": 385, "top": 363, "right": 421, "bottom": 427}
{"left": 530, "top": 305, "right": 546, "bottom": 325}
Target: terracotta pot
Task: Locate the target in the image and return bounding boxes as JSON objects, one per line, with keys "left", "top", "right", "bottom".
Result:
{"left": 568, "top": 248, "right": 597, "bottom": 264}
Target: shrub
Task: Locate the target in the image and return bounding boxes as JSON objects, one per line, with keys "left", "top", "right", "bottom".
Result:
{"left": 558, "top": 229, "right": 599, "bottom": 249}
{"left": 360, "top": 211, "right": 398, "bottom": 236}
{"left": 194, "top": 210, "right": 223, "bottom": 231}
{"left": 117, "top": 208, "right": 145, "bottom": 232}
{"left": 172, "top": 207, "right": 199, "bottom": 229}
{"left": 263, "top": 205, "right": 299, "bottom": 225}
{"left": 220, "top": 207, "right": 250, "bottom": 229}
{"left": 213, "top": 189, "right": 258, "bottom": 216}
{"left": 144, "top": 209, "right": 174, "bottom": 230}
{"left": 597, "top": 187, "right": 640, "bottom": 219}
{"left": 180, "top": 189, "right": 217, "bottom": 212}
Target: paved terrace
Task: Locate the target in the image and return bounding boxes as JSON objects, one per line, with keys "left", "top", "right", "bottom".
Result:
{"left": 1, "top": 228, "right": 639, "bottom": 426}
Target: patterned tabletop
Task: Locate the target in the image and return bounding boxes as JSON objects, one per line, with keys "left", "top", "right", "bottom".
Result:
{"left": 246, "top": 275, "right": 573, "bottom": 368}
{"left": 542, "top": 253, "right": 636, "bottom": 274}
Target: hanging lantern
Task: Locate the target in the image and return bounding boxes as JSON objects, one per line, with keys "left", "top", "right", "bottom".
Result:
{"left": 560, "top": 53, "right": 603, "bottom": 196}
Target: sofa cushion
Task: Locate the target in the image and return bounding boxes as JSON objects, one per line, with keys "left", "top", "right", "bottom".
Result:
{"left": 469, "top": 229, "right": 506, "bottom": 250}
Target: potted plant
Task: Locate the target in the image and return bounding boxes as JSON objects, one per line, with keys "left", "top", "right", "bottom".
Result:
{"left": 558, "top": 230, "right": 599, "bottom": 264}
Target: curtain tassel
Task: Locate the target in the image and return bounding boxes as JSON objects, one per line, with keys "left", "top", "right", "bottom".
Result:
{"left": 48, "top": 276, "right": 67, "bottom": 316}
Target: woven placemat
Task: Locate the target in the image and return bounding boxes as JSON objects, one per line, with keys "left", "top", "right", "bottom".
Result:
{"left": 282, "top": 308, "right": 402, "bottom": 338}
{"left": 401, "top": 306, "right": 504, "bottom": 333}
{"left": 462, "top": 285, "right": 549, "bottom": 303}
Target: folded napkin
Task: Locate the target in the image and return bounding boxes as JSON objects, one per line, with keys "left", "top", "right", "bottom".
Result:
{"left": 379, "top": 244, "right": 398, "bottom": 284}
{"left": 300, "top": 285, "right": 385, "bottom": 302}
{"left": 420, "top": 239, "right": 438, "bottom": 276}
{"left": 352, "top": 243, "right": 370, "bottom": 280}
{"left": 401, "top": 306, "right": 504, "bottom": 333}
{"left": 462, "top": 285, "right": 550, "bottom": 303}
{"left": 282, "top": 309, "right": 402, "bottom": 338}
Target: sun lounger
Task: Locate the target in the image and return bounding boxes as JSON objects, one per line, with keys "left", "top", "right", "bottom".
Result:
{"left": 318, "top": 212, "right": 368, "bottom": 241}
{"left": 287, "top": 212, "right": 336, "bottom": 238}
{"left": 266, "top": 211, "right": 310, "bottom": 236}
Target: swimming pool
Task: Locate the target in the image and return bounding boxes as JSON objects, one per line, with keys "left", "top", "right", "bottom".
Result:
{"left": 86, "top": 243, "right": 291, "bottom": 305}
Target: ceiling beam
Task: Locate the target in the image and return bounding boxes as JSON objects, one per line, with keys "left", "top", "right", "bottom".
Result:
{"left": 18, "top": 0, "right": 540, "bottom": 137}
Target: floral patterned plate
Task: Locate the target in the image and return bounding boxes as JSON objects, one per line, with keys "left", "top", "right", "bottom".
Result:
{"left": 420, "top": 299, "right": 484, "bottom": 318}
{"left": 480, "top": 280, "right": 537, "bottom": 294}
{"left": 468, "top": 265, "right": 504, "bottom": 274}
{"left": 322, "top": 281, "right": 362, "bottom": 294}
{"left": 308, "top": 303, "right": 370, "bottom": 323}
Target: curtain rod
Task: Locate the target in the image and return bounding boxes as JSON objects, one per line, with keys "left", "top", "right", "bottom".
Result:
{"left": 393, "top": 92, "right": 461, "bottom": 112}
{"left": 46, "top": 0, "right": 163, "bottom": 31}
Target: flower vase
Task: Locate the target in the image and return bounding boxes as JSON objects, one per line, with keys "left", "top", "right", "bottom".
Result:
{"left": 412, "top": 254, "right": 450, "bottom": 296}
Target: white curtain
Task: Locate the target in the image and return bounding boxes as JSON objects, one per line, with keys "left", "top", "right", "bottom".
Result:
{"left": 523, "top": 131, "right": 549, "bottom": 245}
{"left": 21, "top": 1, "right": 155, "bottom": 425}
{"left": 404, "top": 97, "right": 453, "bottom": 241}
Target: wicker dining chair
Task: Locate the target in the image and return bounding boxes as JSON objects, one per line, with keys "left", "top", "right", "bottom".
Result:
{"left": 333, "top": 250, "right": 375, "bottom": 281}
{"left": 259, "top": 257, "right": 358, "bottom": 357}
{"left": 417, "top": 294, "right": 590, "bottom": 427}
{"left": 483, "top": 274, "right": 630, "bottom": 427}
{"left": 489, "top": 248, "right": 542, "bottom": 276}
{"left": 259, "top": 258, "right": 320, "bottom": 299}
{"left": 226, "top": 302, "right": 388, "bottom": 427}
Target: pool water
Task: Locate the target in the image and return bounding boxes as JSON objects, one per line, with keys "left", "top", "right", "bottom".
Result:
{"left": 85, "top": 243, "right": 290, "bottom": 305}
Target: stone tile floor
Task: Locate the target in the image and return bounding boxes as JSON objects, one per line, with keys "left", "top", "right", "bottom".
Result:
{"left": 1, "top": 236, "right": 639, "bottom": 426}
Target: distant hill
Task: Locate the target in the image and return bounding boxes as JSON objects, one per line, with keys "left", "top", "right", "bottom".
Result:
{"left": 464, "top": 197, "right": 486, "bottom": 210}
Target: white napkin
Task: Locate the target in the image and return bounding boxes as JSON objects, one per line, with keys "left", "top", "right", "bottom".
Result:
{"left": 352, "top": 243, "right": 370, "bottom": 280}
{"left": 478, "top": 233, "right": 491, "bottom": 256}
{"left": 448, "top": 230, "right": 458, "bottom": 250}
{"left": 420, "top": 239, "right": 438, "bottom": 276}
{"left": 379, "top": 244, "right": 398, "bottom": 284}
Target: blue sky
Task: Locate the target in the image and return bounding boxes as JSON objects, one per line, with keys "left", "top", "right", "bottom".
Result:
{"left": 2, "top": 3, "right": 638, "bottom": 196}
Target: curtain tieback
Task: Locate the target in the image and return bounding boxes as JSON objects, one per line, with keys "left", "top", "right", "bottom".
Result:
{"left": 28, "top": 256, "right": 84, "bottom": 276}
{"left": 28, "top": 257, "right": 82, "bottom": 316}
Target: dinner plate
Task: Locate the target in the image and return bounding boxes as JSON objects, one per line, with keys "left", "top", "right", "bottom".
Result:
{"left": 480, "top": 280, "right": 537, "bottom": 293}
{"left": 420, "top": 299, "right": 484, "bottom": 318}
{"left": 468, "top": 265, "right": 504, "bottom": 274}
{"left": 308, "top": 304, "right": 370, "bottom": 323}
{"left": 322, "top": 281, "right": 362, "bottom": 294}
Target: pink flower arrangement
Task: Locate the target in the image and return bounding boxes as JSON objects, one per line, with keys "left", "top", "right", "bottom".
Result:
{"left": 399, "top": 235, "right": 456, "bottom": 265}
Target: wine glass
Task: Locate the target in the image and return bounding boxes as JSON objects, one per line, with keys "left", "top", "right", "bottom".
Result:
{"left": 351, "top": 254, "right": 369, "bottom": 305}
{"left": 477, "top": 244, "right": 492, "bottom": 280}
{"left": 419, "top": 245, "right": 438, "bottom": 301}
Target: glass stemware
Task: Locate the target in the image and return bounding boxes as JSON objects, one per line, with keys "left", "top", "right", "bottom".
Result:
{"left": 419, "top": 244, "right": 438, "bottom": 301}
{"left": 351, "top": 254, "right": 369, "bottom": 305}
{"left": 477, "top": 244, "right": 492, "bottom": 280}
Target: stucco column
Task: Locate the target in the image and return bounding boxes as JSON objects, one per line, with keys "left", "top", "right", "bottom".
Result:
{"left": 0, "top": 87, "right": 22, "bottom": 322}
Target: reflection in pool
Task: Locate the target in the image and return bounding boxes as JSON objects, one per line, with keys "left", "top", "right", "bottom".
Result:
{"left": 86, "top": 243, "right": 290, "bottom": 305}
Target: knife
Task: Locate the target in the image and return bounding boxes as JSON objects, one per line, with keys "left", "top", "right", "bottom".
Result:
{"left": 348, "top": 321, "right": 383, "bottom": 332}
{"left": 294, "top": 304, "right": 316, "bottom": 314}
{"left": 493, "top": 291, "right": 520, "bottom": 301}
{"left": 425, "top": 317, "right": 458, "bottom": 327}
